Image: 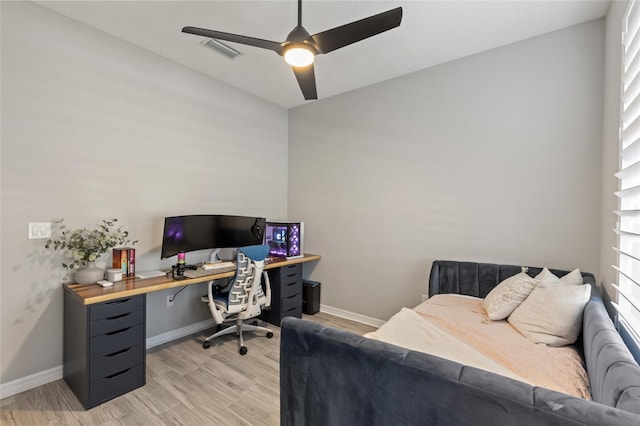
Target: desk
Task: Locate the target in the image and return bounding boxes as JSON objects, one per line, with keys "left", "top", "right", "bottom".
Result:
{"left": 63, "top": 254, "right": 320, "bottom": 409}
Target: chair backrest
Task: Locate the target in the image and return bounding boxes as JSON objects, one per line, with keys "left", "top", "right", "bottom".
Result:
{"left": 226, "top": 245, "right": 270, "bottom": 317}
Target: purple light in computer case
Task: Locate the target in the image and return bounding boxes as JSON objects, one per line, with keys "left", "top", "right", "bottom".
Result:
{"left": 265, "top": 222, "right": 303, "bottom": 259}
{"left": 288, "top": 224, "right": 301, "bottom": 257}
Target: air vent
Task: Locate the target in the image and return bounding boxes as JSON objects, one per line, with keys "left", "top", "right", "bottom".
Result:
{"left": 200, "top": 38, "right": 243, "bottom": 59}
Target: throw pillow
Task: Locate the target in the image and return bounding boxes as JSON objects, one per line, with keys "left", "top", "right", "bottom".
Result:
{"left": 535, "top": 267, "right": 583, "bottom": 287}
{"left": 560, "top": 268, "right": 583, "bottom": 285}
{"left": 508, "top": 284, "right": 591, "bottom": 346}
{"left": 482, "top": 272, "right": 538, "bottom": 320}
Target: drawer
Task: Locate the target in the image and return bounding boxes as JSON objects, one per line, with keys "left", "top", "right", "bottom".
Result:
{"left": 90, "top": 310, "right": 144, "bottom": 337}
{"left": 90, "top": 296, "right": 144, "bottom": 322}
{"left": 281, "top": 306, "right": 302, "bottom": 320}
{"left": 280, "top": 271, "right": 301, "bottom": 287}
{"left": 279, "top": 263, "right": 302, "bottom": 279}
{"left": 281, "top": 291, "right": 302, "bottom": 314}
{"left": 89, "top": 363, "right": 145, "bottom": 407}
{"left": 90, "top": 344, "right": 144, "bottom": 381}
{"left": 281, "top": 278, "right": 302, "bottom": 298}
{"left": 90, "top": 324, "right": 144, "bottom": 359}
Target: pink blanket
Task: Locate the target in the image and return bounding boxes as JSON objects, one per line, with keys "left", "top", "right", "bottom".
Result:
{"left": 369, "top": 294, "right": 590, "bottom": 399}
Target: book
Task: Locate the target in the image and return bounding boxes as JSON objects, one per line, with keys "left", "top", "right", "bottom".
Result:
{"left": 128, "top": 248, "right": 135, "bottom": 277}
{"left": 112, "top": 247, "right": 135, "bottom": 277}
{"left": 112, "top": 248, "right": 128, "bottom": 276}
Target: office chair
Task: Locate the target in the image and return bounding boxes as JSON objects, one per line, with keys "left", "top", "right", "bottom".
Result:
{"left": 201, "top": 244, "right": 273, "bottom": 355}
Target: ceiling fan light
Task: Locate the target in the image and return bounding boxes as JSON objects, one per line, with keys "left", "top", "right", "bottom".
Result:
{"left": 284, "top": 46, "right": 315, "bottom": 67}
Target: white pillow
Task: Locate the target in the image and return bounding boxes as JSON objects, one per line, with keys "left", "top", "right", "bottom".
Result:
{"left": 560, "top": 268, "right": 583, "bottom": 285}
{"left": 508, "top": 284, "right": 591, "bottom": 346}
{"left": 482, "top": 272, "right": 538, "bottom": 320}
{"left": 535, "top": 267, "right": 583, "bottom": 287}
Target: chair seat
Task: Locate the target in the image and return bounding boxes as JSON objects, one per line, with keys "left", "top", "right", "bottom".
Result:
{"left": 201, "top": 293, "right": 229, "bottom": 310}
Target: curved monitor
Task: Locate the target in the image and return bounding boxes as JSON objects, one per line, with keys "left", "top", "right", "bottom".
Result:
{"left": 160, "top": 215, "right": 266, "bottom": 259}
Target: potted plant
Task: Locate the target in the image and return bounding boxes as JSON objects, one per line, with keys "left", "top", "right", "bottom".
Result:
{"left": 45, "top": 218, "right": 137, "bottom": 284}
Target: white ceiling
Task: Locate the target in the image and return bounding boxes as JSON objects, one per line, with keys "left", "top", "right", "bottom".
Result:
{"left": 37, "top": 0, "right": 611, "bottom": 109}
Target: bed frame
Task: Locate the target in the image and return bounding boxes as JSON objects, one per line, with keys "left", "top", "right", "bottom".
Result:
{"left": 280, "top": 260, "right": 640, "bottom": 426}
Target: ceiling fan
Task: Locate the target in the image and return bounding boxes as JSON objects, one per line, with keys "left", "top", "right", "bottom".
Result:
{"left": 182, "top": 0, "right": 403, "bottom": 100}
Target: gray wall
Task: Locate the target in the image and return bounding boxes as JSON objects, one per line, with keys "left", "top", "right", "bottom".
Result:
{"left": 289, "top": 19, "right": 605, "bottom": 321}
{"left": 0, "top": 2, "right": 288, "bottom": 384}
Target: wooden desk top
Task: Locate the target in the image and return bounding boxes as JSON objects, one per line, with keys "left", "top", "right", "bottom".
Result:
{"left": 64, "top": 254, "right": 321, "bottom": 305}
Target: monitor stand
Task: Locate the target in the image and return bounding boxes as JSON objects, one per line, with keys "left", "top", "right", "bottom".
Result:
{"left": 209, "top": 248, "right": 222, "bottom": 262}
{"left": 209, "top": 248, "right": 237, "bottom": 262}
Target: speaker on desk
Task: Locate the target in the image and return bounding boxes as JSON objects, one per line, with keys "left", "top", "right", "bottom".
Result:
{"left": 302, "top": 280, "right": 320, "bottom": 315}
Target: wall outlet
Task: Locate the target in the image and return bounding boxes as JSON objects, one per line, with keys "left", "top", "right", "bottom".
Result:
{"left": 421, "top": 294, "right": 428, "bottom": 302}
{"left": 166, "top": 295, "right": 174, "bottom": 307}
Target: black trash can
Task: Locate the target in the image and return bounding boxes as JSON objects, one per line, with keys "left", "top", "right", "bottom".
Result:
{"left": 302, "top": 280, "right": 321, "bottom": 315}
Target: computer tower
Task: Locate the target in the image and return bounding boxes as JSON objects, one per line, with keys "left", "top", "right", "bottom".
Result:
{"left": 264, "top": 221, "right": 304, "bottom": 259}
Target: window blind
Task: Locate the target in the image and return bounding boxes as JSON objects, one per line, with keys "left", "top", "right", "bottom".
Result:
{"left": 613, "top": 0, "right": 640, "bottom": 341}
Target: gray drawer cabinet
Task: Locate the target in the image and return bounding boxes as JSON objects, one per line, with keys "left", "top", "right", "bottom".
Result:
{"left": 262, "top": 263, "right": 303, "bottom": 325}
{"left": 63, "top": 290, "right": 146, "bottom": 409}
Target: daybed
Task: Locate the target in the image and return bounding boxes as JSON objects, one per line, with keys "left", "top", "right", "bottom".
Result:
{"left": 280, "top": 260, "right": 640, "bottom": 425}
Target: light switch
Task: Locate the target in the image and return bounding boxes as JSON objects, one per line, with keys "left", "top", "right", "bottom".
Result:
{"left": 28, "top": 222, "right": 51, "bottom": 239}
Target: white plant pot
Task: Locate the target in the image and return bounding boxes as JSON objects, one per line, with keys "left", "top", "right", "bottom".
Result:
{"left": 75, "top": 261, "right": 105, "bottom": 284}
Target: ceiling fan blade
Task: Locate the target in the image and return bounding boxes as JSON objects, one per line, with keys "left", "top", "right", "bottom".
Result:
{"left": 310, "top": 7, "right": 402, "bottom": 54}
{"left": 292, "top": 64, "right": 317, "bottom": 100}
{"left": 182, "top": 26, "right": 283, "bottom": 54}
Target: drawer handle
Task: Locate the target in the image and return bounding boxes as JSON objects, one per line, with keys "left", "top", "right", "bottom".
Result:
{"left": 286, "top": 294, "right": 298, "bottom": 300}
{"left": 106, "top": 327, "right": 132, "bottom": 336}
{"left": 106, "top": 347, "right": 131, "bottom": 357}
{"left": 286, "top": 273, "right": 297, "bottom": 278}
{"left": 106, "top": 313, "right": 131, "bottom": 321}
{"left": 106, "top": 298, "right": 131, "bottom": 305}
{"left": 105, "top": 368, "right": 131, "bottom": 379}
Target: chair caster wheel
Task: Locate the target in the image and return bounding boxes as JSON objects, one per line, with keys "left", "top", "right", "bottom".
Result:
{"left": 203, "top": 341, "right": 211, "bottom": 349}
{"left": 266, "top": 332, "right": 274, "bottom": 339}
{"left": 239, "top": 346, "right": 248, "bottom": 355}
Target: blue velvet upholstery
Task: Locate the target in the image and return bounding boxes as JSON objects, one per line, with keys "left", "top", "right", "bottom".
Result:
{"left": 583, "top": 297, "right": 640, "bottom": 412}
{"left": 279, "top": 260, "right": 640, "bottom": 425}
{"left": 428, "top": 260, "right": 595, "bottom": 298}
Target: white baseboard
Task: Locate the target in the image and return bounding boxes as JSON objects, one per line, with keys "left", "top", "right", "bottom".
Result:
{"left": 319, "top": 304, "right": 385, "bottom": 328}
{"left": 0, "top": 365, "right": 62, "bottom": 400}
{"left": 145, "top": 319, "right": 213, "bottom": 349}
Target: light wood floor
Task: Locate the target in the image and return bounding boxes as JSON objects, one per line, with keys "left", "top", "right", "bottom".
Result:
{"left": 0, "top": 313, "right": 376, "bottom": 426}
